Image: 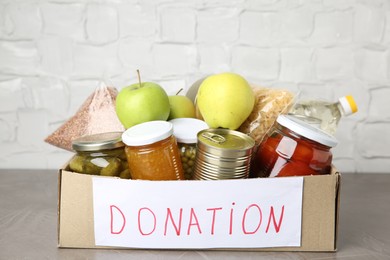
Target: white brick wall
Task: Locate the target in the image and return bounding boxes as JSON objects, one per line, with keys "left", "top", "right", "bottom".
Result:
{"left": 86, "top": 4, "right": 118, "bottom": 44}
{"left": 160, "top": 7, "right": 196, "bottom": 43}
{"left": 0, "top": 0, "right": 389, "bottom": 173}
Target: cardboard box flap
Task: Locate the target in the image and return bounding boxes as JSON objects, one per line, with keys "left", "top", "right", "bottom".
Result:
{"left": 300, "top": 173, "right": 339, "bottom": 251}
{"left": 58, "top": 169, "right": 95, "bottom": 248}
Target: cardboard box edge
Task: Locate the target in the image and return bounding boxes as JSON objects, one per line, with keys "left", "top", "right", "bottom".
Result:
{"left": 57, "top": 168, "right": 62, "bottom": 248}
{"left": 334, "top": 169, "right": 341, "bottom": 251}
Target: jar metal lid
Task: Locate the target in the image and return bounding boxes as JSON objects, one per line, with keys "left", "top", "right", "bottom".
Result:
{"left": 169, "top": 118, "right": 209, "bottom": 143}
{"left": 122, "top": 120, "right": 173, "bottom": 146}
{"left": 276, "top": 115, "right": 338, "bottom": 147}
{"left": 72, "top": 132, "right": 124, "bottom": 152}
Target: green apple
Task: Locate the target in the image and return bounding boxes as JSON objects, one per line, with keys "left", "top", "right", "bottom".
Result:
{"left": 196, "top": 72, "right": 255, "bottom": 130}
{"left": 168, "top": 94, "right": 196, "bottom": 120}
{"left": 116, "top": 81, "right": 170, "bottom": 129}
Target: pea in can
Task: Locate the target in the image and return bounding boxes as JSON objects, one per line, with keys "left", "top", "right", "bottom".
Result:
{"left": 192, "top": 128, "right": 255, "bottom": 180}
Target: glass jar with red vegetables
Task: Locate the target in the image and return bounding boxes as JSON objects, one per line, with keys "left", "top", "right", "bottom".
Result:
{"left": 251, "top": 115, "right": 338, "bottom": 178}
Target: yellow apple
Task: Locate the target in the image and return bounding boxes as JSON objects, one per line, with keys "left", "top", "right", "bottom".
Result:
{"left": 196, "top": 72, "right": 254, "bottom": 130}
{"left": 168, "top": 95, "right": 196, "bottom": 120}
{"left": 194, "top": 98, "right": 204, "bottom": 120}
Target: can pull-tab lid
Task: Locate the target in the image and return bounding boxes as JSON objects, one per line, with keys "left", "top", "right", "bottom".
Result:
{"left": 201, "top": 132, "right": 226, "bottom": 144}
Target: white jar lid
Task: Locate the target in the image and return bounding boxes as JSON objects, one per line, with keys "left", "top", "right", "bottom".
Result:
{"left": 276, "top": 115, "right": 338, "bottom": 147}
{"left": 169, "top": 118, "right": 209, "bottom": 143}
{"left": 122, "top": 121, "right": 173, "bottom": 146}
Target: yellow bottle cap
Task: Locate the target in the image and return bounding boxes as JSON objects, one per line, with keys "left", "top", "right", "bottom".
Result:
{"left": 339, "top": 95, "right": 358, "bottom": 115}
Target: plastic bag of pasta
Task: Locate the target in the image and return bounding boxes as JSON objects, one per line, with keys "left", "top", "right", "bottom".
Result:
{"left": 238, "top": 86, "right": 295, "bottom": 144}
{"left": 44, "top": 82, "right": 125, "bottom": 151}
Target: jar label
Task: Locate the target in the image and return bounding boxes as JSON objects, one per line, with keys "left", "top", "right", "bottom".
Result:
{"left": 276, "top": 136, "right": 297, "bottom": 159}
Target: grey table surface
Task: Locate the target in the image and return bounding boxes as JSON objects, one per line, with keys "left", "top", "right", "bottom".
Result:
{"left": 1, "top": 169, "right": 389, "bottom": 260}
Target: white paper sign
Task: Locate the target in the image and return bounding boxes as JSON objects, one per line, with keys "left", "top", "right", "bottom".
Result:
{"left": 92, "top": 177, "right": 304, "bottom": 249}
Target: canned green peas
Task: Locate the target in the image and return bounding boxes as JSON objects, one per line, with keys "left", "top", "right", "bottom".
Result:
{"left": 170, "top": 118, "right": 208, "bottom": 180}
{"left": 179, "top": 143, "right": 197, "bottom": 179}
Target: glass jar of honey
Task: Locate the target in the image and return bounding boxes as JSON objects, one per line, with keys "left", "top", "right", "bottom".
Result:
{"left": 121, "top": 121, "right": 184, "bottom": 180}
{"left": 251, "top": 115, "right": 338, "bottom": 178}
{"left": 169, "top": 118, "right": 208, "bottom": 180}
{"left": 69, "top": 132, "right": 131, "bottom": 178}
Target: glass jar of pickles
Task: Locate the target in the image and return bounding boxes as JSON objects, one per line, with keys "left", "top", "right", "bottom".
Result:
{"left": 122, "top": 121, "right": 184, "bottom": 181}
{"left": 251, "top": 115, "right": 338, "bottom": 178}
{"left": 69, "top": 132, "right": 131, "bottom": 178}
{"left": 170, "top": 118, "right": 208, "bottom": 180}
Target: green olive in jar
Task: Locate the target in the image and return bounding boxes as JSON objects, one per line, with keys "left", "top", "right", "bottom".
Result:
{"left": 100, "top": 157, "right": 122, "bottom": 177}
{"left": 69, "top": 155, "right": 84, "bottom": 173}
{"left": 83, "top": 157, "right": 103, "bottom": 175}
{"left": 119, "top": 169, "right": 131, "bottom": 179}
{"left": 68, "top": 154, "right": 101, "bottom": 175}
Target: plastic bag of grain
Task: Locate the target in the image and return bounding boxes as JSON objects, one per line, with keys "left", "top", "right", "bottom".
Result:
{"left": 45, "top": 82, "right": 125, "bottom": 151}
{"left": 238, "top": 86, "right": 295, "bottom": 144}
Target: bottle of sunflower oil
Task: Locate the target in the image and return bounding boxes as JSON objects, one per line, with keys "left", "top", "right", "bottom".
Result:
{"left": 289, "top": 95, "right": 358, "bottom": 135}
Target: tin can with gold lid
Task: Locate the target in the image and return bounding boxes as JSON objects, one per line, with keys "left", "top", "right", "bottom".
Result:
{"left": 193, "top": 128, "right": 255, "bottom": 180}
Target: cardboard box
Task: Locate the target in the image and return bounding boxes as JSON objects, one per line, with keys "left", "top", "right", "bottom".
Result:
{"left": 57, "top": 165, "right": 340, "bottom": 251}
